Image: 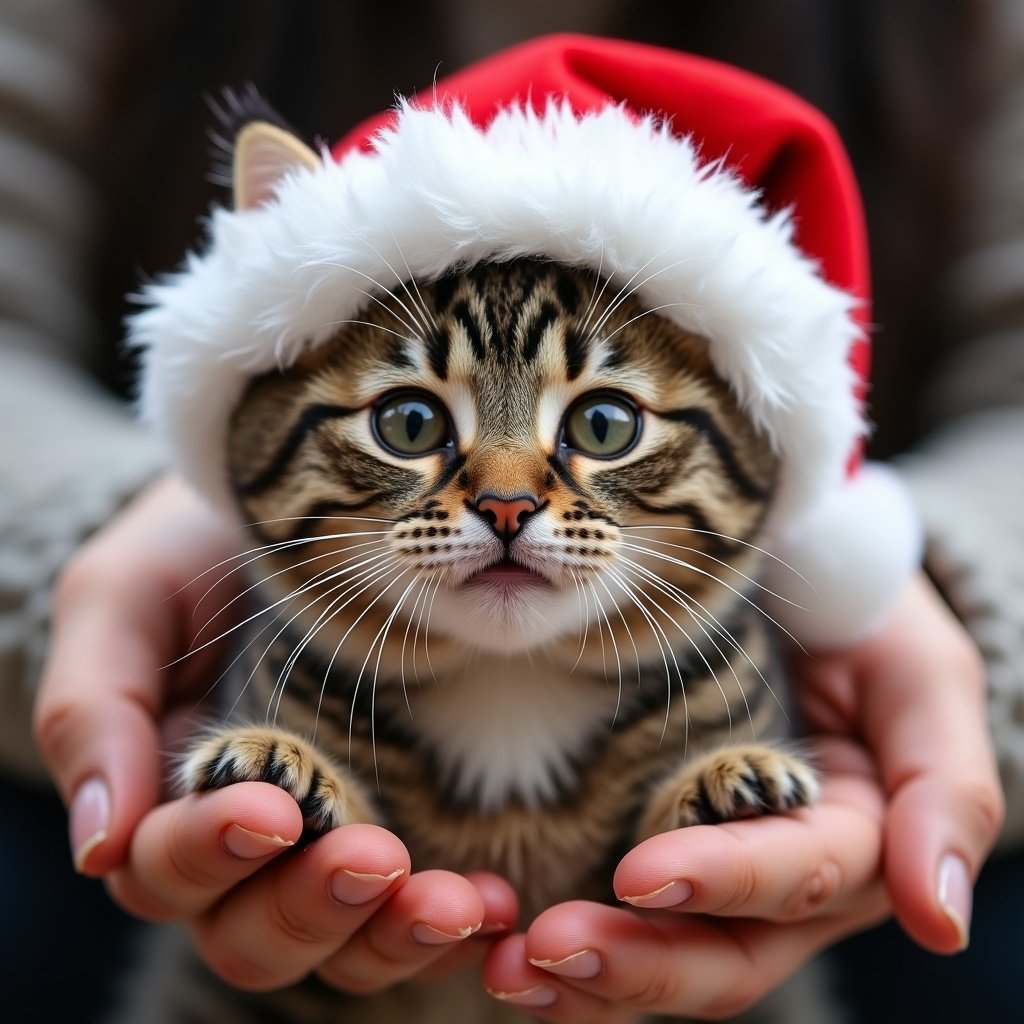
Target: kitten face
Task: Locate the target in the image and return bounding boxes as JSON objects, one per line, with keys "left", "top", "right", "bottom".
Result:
{"left": 228, "top": 259, "right": 777, "bottom": 661}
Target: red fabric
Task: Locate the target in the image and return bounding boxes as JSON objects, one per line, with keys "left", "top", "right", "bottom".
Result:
{"left": 333, "top": 34, "right": 870, "bottom": 460}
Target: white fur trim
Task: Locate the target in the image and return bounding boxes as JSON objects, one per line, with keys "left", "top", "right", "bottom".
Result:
{"left": 764, "top": 463, "right": 924, "bottom": 648}
{"left": 132, "top": 100, "right": 865, "bottom": 526}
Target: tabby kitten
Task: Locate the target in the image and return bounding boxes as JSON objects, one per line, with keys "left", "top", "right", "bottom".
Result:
{"left": 135, "top": 254, "right": 816, "bottom": 1024}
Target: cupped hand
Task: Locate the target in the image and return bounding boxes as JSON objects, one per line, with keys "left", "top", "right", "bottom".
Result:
{"left": 480, "top": 573, "right": 1004, "bottom": 1021}
{"left": 33, "top": 475, "right": 515, "bottom": 992}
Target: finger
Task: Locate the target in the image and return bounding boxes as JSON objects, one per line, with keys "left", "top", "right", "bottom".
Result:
{"left": 857, "top": 576, "right": 1004, "bottom": 951}
{"left": 416, "top": 871, "right": 520, "bottom": 981}
{"left": 613, "top": 738, "right": 884, "bottom": 923}
{"left": 33, "top": 478, "right": 241, "bottom": 877}
{"left": 34, "top": 558, "right": 172, "bottom": 875}
{"left": 104, "top": 783, "right": 303, "bottom": 921}
{"left": 491, "top": 899, "right": 887, "bottom": 1022}
{"left": 314, "top": 870, "right": 485, "bottom": 994}
{"left": 191, "top": 822, "right": 410, "bottom": 991}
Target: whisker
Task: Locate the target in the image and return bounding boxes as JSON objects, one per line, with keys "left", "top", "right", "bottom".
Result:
{"left": 618, "top": 542, "right": 808, "bottom": 656}
{"left": 620, "top": 523, "right": 814, "bottom": 595}
{"left": 575, "top": 243, "right": 609, "bottom": 339}
{"left": 316, "top": 261, "right": 426, "bottom": 341}
{"left": 350, "top": 574, "right": 419, "bottom": 793}
{"left": 587, "top": 576, "right": 624, "bottom": 725}
{"left": 383, "top": 230, "right": 441, "bottom": 334}
{"left": 618, "top": 555, "right": 787, "bottom": 724}
{"left": 191, "top": 538, "right": 392, "bottom": 646}
{"left": 597, "top": 301, "right": 700, "bottom": 347}
{"left": 587, "top": 249, "right": 703, "bottom": 342}
{"left": 269, "top": 558, "right": 403, "bottom": 726}
{"left": 604, "top": 565, "right": 687, "bottom": 745}
{"left": 616, "top": 560, "right": 737, "bottom": 737}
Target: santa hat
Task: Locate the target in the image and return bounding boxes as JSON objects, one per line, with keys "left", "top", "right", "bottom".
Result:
{"left": 132, "top": 34, "right": 921, "bottom": 648}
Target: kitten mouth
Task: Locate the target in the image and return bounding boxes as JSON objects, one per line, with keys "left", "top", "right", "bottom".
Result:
{"left": 466, "top": 558, "right": 552, "bottom": 588}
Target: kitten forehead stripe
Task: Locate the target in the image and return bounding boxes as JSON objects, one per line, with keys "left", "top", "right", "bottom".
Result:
{"left": 522, "top": 301, "right": 559, "bottom": 364}
{"left": 237, "top": 402, "right": 360, "bottom": 496}
{"left": 563, "top": 326, "right": 588, "bottom": 380}
{"left": 452, "top": 299, "right": 486, "bottom": 362}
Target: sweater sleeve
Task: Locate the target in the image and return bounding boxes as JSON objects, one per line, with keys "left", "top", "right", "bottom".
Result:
{"left": 896, "top": 0, "right": 1024, "bottom": 851}
{"left": 0, "top": 1, "right": 164, "bottom": 783}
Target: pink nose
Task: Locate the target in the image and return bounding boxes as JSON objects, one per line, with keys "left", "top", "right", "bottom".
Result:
{"left": 476, "top": 494, "right": 540, "bottom": 540}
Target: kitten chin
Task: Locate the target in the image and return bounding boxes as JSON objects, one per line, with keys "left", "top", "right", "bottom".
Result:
{"left": 425, "top": 571, "right": 607, "bottom": 653}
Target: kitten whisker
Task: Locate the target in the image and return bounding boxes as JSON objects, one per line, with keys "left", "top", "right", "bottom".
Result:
{"left": 587, "top": 576, "right": 624, "bottom": 726}
{"left": 620, "top": 523, "right": 814, "bottom": 597}
{"left": 616, "top": 560, "right": 737, "bottom": 737}
{"left": 618, "top": 542, "right": 808, "bottom": 656}
{"left": 352, "top": 574, "right": 420, "bottom": 792}
{"left": 618, "top": 555, "right": 786, "bottom": 724}
{"left": 586, "top": 250, "right": 704, "bottom": 343}
{"left": 316, "top": 260, "right": 428, "bottom": 341}
{"left": 597, "top": 301, "right": 701, "bottom": 347}
{"left": 303, "top": 561, "right": 408, "bottom": 734}
{"left": 168, "top": 523, "right": 393, "bottom": 604}
{"left": 191, "top": 538, "right": 393, "bottom": 647}
{"left": 591, "top": 570, "right": 645, "bottom": 691}
{"left": 192, "top": 544, "right": 391, "bottom": 717}
{"left": 399, "top": 575, "right": 433, "bottom": 714}
{"left": 381, "top": 231, "right": 442, "bottom": 334}
{"left": 604, "top": 566, "right": 688, "bottom": 746}
{"left": 575, "top": 242, "right": 609, "bottom": 339}
{"left": 567, "top": 569, "right": 592, "bottom": 675}
{"left": 269, "top": 558, "right": 403, "bottom": 726}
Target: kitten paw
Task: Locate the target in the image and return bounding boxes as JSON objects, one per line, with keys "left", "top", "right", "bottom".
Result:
{"left": 638, "top": 744, "right": 818, "bottom": 838}
{"left": 180, "top": 726, "right": 372, "bottom": 835}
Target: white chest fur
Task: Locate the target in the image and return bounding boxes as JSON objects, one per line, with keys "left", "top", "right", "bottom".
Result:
{"left": 406, "top": 654, "right": 619, "bottom": 810}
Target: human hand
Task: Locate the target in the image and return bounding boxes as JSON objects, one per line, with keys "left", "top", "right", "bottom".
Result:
{"left": 479, "top": 573, "right": 1004, "bottom": 1021}
{"left": 33, "top": 475, "right": 515, "bottom": 991}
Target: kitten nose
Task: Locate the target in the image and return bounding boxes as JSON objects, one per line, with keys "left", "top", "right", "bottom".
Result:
{"left": 475, "top": 493, "right": 540, "bottom": 541}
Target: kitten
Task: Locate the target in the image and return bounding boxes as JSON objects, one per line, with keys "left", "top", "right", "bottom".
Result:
{"left": 120, "top": 112, "right": 819, "bottom": 1024}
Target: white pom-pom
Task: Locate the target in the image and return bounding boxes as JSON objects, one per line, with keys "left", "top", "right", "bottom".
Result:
{"left": 765, "top": 463, "right": 923, "bottom": 650}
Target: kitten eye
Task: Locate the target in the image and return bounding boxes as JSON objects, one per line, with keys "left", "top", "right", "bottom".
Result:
{"left": 562, "top": 393, "right": 640, "bottom": 458}
{"left": 373, "top": 390, "right": 452, "bottom": 456}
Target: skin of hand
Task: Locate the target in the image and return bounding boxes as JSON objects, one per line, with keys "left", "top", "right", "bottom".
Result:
{"left": 33, "top": 476, "right": 518, "bottom": 991}
{"left": 478, "top": 575, "right": 1005, "bottom": 1022}
{"left": 35, "top": 478, "right": 1004, "bottom": 1011}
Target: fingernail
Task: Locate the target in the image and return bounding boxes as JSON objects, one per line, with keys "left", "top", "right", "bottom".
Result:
{"left": 937, "top": 853, "right": 973, "bottom": 951}
{"left": 488, "top": 985, "right": 559, "bottom": 1008}
{"left": 619, "top": 879, "right": 694, "bottom": 909}
{"left": 329, "top": 867, "right": 404, "bottom": 906}
{"left": 222, "top": 823, "right": 294, "bottom": 860}
{"left": 530, "top": 949, "right": 602, "bottom": 980}
{"left": 411, "top": 921, "right": 481, "bottom": 945}
{"left": 70, "top": 777, "right": 110, "bottom": 873}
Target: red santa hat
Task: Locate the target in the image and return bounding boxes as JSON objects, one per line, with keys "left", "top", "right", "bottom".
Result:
{"left": 132, "top": 34, "right": 921, "bottom": 647}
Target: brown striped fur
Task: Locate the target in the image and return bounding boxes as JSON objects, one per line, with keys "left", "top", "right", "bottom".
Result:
{"left": 153, "top": 258, "right": 814, "bottom": 1024}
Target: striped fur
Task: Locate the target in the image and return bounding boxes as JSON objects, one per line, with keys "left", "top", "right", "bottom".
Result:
{"left": 143, "top": 259, "right": 815, "bottom": 1024}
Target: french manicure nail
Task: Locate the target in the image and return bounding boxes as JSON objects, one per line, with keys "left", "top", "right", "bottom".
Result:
{"left": 488, "top": 985, "right": 559, "bottom": 1008}
{"left": 937, "top": 853, "right": 973, "bottom": 951}
{"left": 411, "top": 921, "right": 481, "bottom": 945}
{"left": 71, "top": 777, "right": 110, "bottom": 873}
{"left": 223, "top": 823, "right": 294, "bottom": 860}
{"left": 619, "top": 878, "right": 694, "bottom": 909}
{"left": 329, "top": 867, "right": 404, "bottom": 906}
{"left": 530, "top": 948, "right": 602, "bottom": 980}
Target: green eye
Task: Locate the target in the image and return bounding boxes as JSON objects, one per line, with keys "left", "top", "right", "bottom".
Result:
{"left": 563, "top": 393, "right": 640, "bottom": 457}
{"left": 374, "top": 391, "right": 452, "bottom": 455}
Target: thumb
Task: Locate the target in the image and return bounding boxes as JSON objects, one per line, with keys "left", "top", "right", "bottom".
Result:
{"left": 858, "top": 576, "right": 1004, "bottom": 952}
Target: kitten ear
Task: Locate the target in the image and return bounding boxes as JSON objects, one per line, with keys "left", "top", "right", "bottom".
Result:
{"left": 233, "top": 121, "right": 320, "bottom": 210}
